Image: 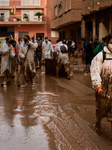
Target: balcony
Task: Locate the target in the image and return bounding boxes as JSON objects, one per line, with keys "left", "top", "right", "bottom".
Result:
{"left": 51, "top": 9, "right": 81, "bottom": 28}
{"left": 0, "top": 15, "right": 46, "bottom": 25}
{"left": 0, "top": 0, "right": 44, "bottom": 9}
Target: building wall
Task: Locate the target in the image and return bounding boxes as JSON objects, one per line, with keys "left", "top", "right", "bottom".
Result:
{"left": 0, "top": 0, "right": 55, "bottom": 42}
{"left": 51, "top": 0, "right": 82, "bottom": 28}
{"left": 58, "top": 22, "right": 81, "bottom": 50}
{"left": 15, "top": 24, "right": 47, "bottom": 40}
{"left": 82, "top": 6, "right": 112, "bottom": 41}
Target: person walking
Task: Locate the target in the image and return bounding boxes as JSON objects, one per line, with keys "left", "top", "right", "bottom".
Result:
{"left": 81, "top": 38, "right": 93, "bottom": 72}
{"left": 67, "top": 38, "right": 72, "bottom": 58}
{"left": 35, "top": 36, "right": 42, "bottom": 68}
{"left": 16, "top": 38, "right": 22, "bottom": 52}
{"left": 17, "top": 36, "right": 38, "bottom": 85}
{"left": 55, "top": 39, "right": 70, "bottom": 80}
{"left": 71, "top": 39, "right": 77, "bottom": 55}
{"left": 0, "top": 36, "right": 15, "bottom": 86}
{"left": 90, "top": 33, "right": 112, "bottom": 132}
{"left": 42, "top": 37, "right": 53, "bottom": 59}
{"left": 94, "top": 38, "right": 99, "bottom": 48}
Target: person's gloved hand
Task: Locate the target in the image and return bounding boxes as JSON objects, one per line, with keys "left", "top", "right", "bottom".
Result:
{"left": 97, "top": 86, "right": 103, "bottom": 93}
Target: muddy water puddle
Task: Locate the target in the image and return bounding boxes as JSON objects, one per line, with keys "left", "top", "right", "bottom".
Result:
{"left": 0, "top": 70, "right": 112, "bottom": 150}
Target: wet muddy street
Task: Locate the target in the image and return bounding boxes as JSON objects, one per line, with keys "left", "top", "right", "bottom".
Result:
{"left": 0, "top": 68, "right": 112, "bottom": 150}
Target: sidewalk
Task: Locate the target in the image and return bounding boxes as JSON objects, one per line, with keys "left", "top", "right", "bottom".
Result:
{"left": 70, "top": 57, "right": 86, "bottom": 72}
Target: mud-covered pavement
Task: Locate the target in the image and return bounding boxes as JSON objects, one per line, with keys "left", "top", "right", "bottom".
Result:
{"left": 0, "top": 67, "right": 112, "bottom": 150}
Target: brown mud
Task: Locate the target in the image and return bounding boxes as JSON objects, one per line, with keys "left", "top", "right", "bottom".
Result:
{"left": 0, "top": 67, "right": 112, "bottom": 150}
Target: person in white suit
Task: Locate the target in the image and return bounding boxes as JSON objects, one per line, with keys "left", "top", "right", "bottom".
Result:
{"left": 55, "top": 39, "right": 70, "bottom": 79}
{"left": 42, "top": 37, "right": 53, "bottom": 59}
{"left": 90, "top": 33, "right": 112, "bottom": 132}
{"left": 0, "top": 36, "right": 15, "bottom": 86}
{"left": 18, "top": 36, "right": 38, "bottom": 85}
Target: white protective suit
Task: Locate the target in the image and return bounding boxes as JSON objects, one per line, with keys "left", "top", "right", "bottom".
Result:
{"left": 55, "top": 41, "right": 69, "bottom": 64}
{"left": 19, "top": 41, "right": 38, "bottom": 81}
{"left": 0, "top": 43, "right": 15, "bottom": 77}
{"left": 90, "top": 46, "right": 112, "bottom": 90}
{"left": 42, "top": 41, "right": 53, "bottom": 59}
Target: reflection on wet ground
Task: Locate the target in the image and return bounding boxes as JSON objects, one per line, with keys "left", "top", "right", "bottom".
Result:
{"left": 0, "top": 67, "right": 112, "bottom": 150}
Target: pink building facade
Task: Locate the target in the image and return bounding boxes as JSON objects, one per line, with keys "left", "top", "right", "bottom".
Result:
{"left": 0, "top": 0, "right": 58, "bottom": 43}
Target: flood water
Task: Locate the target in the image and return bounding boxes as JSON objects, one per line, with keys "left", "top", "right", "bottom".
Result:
{"left": 0, "top": 68, "right": 112, "bottom": 150}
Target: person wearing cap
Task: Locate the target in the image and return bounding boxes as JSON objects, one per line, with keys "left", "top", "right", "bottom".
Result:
{"left": 42, "top": 37, "right": 53, "bottom": 59}
{"left": 0, "top": 36, "right": 15, "bottom": 86}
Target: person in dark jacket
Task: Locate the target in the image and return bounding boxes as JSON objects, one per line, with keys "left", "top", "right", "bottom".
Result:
{"left": 94, "top": 38, "right": 99, "bottom": 48}
{"left": 81, "top": 38, "right": 93, "bottom": 72}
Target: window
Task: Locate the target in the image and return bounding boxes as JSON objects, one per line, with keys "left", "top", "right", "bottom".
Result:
{"left": 32, "top": 0, "right": 40, "bottom": 6}
{"left": 54, "top": 6, "right": 57, "bottom": 17}
{"left": 69, "top": 0, "right": 71, "bottom": 9}
{"left": 33, "top": 10, "right": 42, "bottom": 21}
{"left": 22, "top": 11, "right": 30, "bottom": 21}
{"left": 19, "top": 32, "right": 29, "bottom": 39}
{"left": 22, "top": 10, "right": 42, "bottom": 22}
{"left": 65, "top": 0, "right": 67, "bottom": 11}
{"left": 0, "top": 0, "right": 9, "bottom": 6}
{"left": 51, "top": 31, "right": 59, "bottom": 38}
{"left": 22, "top": 0, "right": 30, "bottom": 6}
{"left": 58, "top": 2, "right": 62, "bottom": 15}
{"left": 59, "top": 4, "right": 62, "bottom": 15}
{"left": 22, "top": 0, "right": 40, "bottom": 6}
{"left": 0, "top": 11, "right": 9, "bottom": 22}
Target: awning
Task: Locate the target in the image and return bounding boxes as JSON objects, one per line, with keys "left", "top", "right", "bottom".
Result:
{"left": 57, "top": 1, "right": 62, "bottom": 6}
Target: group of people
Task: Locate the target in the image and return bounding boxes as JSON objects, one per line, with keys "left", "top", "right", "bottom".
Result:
{"left": 80, "top": 36, "right": 107, "bottom": 72}
{"left": 0, "top": 35, "right": 38, "bottom": 86}
{"left": 0, "top": 35, "right": 75, "bottom": 87}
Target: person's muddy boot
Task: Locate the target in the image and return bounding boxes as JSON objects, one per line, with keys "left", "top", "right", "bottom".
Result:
{"left": 17, "top": 81, "right": 20, "bottom": 87}
{"left": 107, "top": 111, "right": 112, "bottom": 122}
{"left": 56, "top": 70, "right": 59, "bottom": 78}
{"left": 95, "top": 122, "right": 101, "bottom": 132}
{"left": 67, "top": 71, "right": 70, "bottom": 80}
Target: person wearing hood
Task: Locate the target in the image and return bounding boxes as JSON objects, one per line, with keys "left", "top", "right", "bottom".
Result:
{"left": 42, "top": 37, "right": 53, "bottom": 59}
{"left": 90, "top": 33, "right": 112, "bottom": 132}
{"left": 0, "top": 36, "right": 15, "bottom": 86}
{"left": 55, "top": 39, "right": 70, "bottom": 80}
{"left": 18, "top": 35, "right": 38, "bottom": 85}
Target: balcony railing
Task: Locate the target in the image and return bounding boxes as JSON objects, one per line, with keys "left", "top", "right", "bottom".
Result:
{"left": 0, "top": 15, "right": 46, "bottom": 23}
{"left": 0, "top": 0, "right": 43, "bottom": 7}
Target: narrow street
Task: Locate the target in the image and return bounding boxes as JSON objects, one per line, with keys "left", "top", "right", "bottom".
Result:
{"left": 0, "top": 67, "right": 112, "bottom": 150}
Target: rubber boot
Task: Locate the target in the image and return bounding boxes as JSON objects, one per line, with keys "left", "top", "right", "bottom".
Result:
{"left": 95, "top": 122, "right": 101, "bottom": 132}
{"left": 67, "top": 71, "right": 70, "bottom": 80}
{"left": 107, "top": 111, "right": 112, "bottom": 122}
{"left": 56, "top": 70, "right": 59, "bottom": 78}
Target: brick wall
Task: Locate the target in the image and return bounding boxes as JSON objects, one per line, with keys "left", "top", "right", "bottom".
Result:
{"left": 51, "top": 0, "right": 82, "bottom": 28}
{"left": 82, "top": 0, "right": 112, "bottom": 15}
